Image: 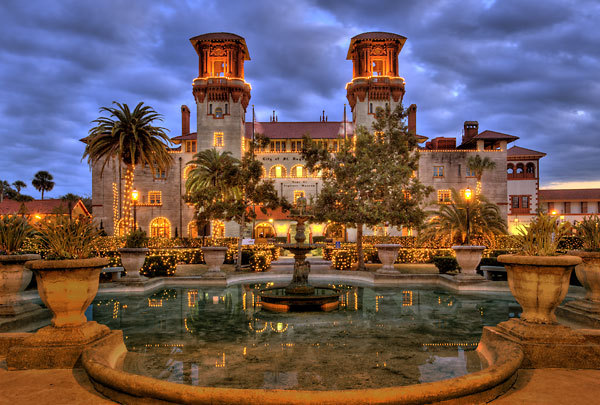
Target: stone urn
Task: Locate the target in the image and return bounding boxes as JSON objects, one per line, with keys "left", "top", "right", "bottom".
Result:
{"left": 498, "top": 254, "right": 582, "bottom": 324}
{"left": 25, "top": 257, "right": 108, "bottom": 327}
{"left": 452, "top": 245, "right": 486, "bottom": 280}
{"left": 567, "top": 250, "right": 600, "bottom": 312}
{"left": 0, "top": 254, "right": 41, "bottom": 316}
{"left": 374, "top": 244, "right": 401, "bottom": 274}
{"left": 201, "top": 246, "right": 228, "bottom": 278}
{"left": 118, "top": 248, "right": 148, "bottom": 281}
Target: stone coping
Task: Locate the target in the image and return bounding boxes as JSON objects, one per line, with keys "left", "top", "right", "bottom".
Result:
{"left": 201, "top": 246, "right": 229, "bottom": 251}
{"left": 452, "top": 245, "right": 486, "bottom": 250}
{"left": 117, "top": 248, "right": 149, "bottom": 253}
{"left": 498, "top": 255, "right": 582, "bottom": 267}
{"left": 567, "top": 250, "right": 600, "bottom": 259}
{"left": 82, "top": 329, "right": 523, "bottom": 405}
{"left": 0, "top": 254, "right": 41, "bottom": 263}
{"left": 25, "top": 257, "right": 109, "bottom": 270}
{"left": 374, "top": 244, "right": 401, "bottom": 248}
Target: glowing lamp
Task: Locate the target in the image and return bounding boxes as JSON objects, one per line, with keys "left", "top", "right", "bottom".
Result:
{"left": 551, "top": 210, "right": 557, "bottom": 216}
{"left": 131, "top": 189, "right": 139, "bottom": 201}
{"left": 464, "top": 187, "right": 472, "bottom": 201}
{"left": 34, "top": 214, "right": 41, "bottom": 219}
{"left": 268, "top": 218, "right": 274, "bottom": 223}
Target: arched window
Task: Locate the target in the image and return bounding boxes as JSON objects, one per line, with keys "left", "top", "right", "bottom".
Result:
{"left": 516, "top": 163, "right": 524, "bottom": 174}
{"left": 526, "top": 163, "right": 535, "bottom": 176}
{"left": 150, "top": 217, "right": 171, "bottom": 238}
{"left": 507, "top": 164, "right": 514, "bottom": 175}
{"left": 188, "top": 221, "right": 198, "bottom": 238}
{"left": 324, "top": 223, "right": 345, "bottom": 240}
{"left": 214, "top": 107, "right": 223, "bottom": 118}
{"left": 116, "top": 218, "right": 128, "bottom": 237}
{"left": 269, "top": 165, "right": 287, "bottom": 178}
{"left": 183, "top": 164, "right": 196, "bottom": 180}
{"left": 290, "top": 165, "right": 307, "bottom": 178}
{"left": 255, "top": 222, "right": 276, "bottom": 239}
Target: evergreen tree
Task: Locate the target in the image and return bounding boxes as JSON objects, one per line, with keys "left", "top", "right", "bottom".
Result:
{"left": 302, "top": 104, "right": 432, "bottom": 270}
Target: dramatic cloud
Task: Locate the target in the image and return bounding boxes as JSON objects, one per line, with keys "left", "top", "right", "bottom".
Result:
{"left": 0, "top": 0, "right": 598, "bottom": 199}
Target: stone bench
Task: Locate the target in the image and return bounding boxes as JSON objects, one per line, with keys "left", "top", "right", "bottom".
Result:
{"left": 480, "top": 265, "right": 506, "bottom": 280}
{"left": 101, "top": 267, "right": 124, "bottom": 281}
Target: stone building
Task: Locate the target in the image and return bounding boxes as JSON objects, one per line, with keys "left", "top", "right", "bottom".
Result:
{"left": 91, "top": 32, "right": 534, "bottom": 240}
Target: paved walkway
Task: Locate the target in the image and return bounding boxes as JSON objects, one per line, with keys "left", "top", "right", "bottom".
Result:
{"left": 2, "top": 357, "right": 600, "bottom": 405}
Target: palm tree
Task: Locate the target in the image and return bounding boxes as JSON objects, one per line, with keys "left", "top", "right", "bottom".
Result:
{"left": 32, "top": 171, "right": 54, "bottom": 200}
{"left": 467, "top": 155, "right": 497, "bottom": 197}
{"left": 185, "top": 149, "right": 239, "bottom": 238}
{"left": 12, "top": 180, "right": 26, "bottom": 195}
{"left": 420, "top": 189, "right": 507, "bottom": 247}
{"left": 83, "top": 102, "right": 173, "bottom": 232}
{"left": 61, "top": 193, "right": 81, "bottom": 220}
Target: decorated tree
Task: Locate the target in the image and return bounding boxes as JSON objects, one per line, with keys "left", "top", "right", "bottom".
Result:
{"left": 467, "top": 155, "right": 496, "bottom": 197}
{"left": 302, "top": 104, "right": 432, "bottom": 270}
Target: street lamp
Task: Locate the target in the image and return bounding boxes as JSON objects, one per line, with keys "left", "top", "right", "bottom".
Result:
{"left": 464, "top": 187, "right": 472, "bottom": 245}
{"left": 131, "top": 189, "right": 139, "bottom": 231}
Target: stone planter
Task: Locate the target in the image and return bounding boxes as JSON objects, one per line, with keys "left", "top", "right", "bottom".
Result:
{"left": 498, "top": 254, "right": 582, "bottom": 324}
{"left": 118, "top": 248, "right": 148, "bottom": 281}
{"left": 0, "top": 254, "right": 41, "bottom": 316}
{"left": 567, "top": 250, "right": 600, "bottom": 312}
{"left": 452, "top": 245, "right": 486, "bottom": 280}
{"left": 374, "top": 244, "right": 401, "bottom": 274}
{"left": 202, "top": 246, "right": 228, "bottom": 278}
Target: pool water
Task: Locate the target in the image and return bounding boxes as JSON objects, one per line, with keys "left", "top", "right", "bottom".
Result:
{"left": 89, "top": 283, "right": 522, "bottom": 390}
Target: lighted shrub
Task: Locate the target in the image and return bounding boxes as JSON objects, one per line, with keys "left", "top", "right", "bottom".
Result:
{"left": 332, "top": 250, "right": 356, "bottom": 270}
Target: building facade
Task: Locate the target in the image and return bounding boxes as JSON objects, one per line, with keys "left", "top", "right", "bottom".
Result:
{"left": 91, "top": 32, "right": 542, "bottom": 240}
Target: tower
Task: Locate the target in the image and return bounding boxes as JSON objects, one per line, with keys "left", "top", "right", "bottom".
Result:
{"left": 189, "top": 33, "right": 251, "bottom": 158}
{"left": 346, "top": 32, "right": 407, "bottom": 132}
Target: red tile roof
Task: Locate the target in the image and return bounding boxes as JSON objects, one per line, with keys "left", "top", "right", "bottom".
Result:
{"left": 244, "top": 121, "right": 353, "bottom": 140}
{"left": 171, "top": 133, "right": 197, "bottom": 143}
{"left": 189, "top": 33, "right": 250, "bottom": 60}
{"left": 507, "top": 145, "right": 546, "bottom": 159}
{"left": 539, "top": 189, "right": 600, "bottom": 201}
{"left": 474, "top": 130, "right": 519, "bottom": 141}
{"left": 0, "top": 199, "right": 89, "bottom": 216}
{"left": 250, "top": 206, "right": 291, "bottom": 221}
{"left": 347, "top": 32, "right": 407, "bottom": 59}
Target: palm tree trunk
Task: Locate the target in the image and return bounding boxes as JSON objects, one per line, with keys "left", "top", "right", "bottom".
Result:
{"left": 41, "top": 189, "right": 44, "bottom": 200}
{"left": 236, "top": 209, "right": 246, "bottom": 272}
{"left": 123, "top": 164, "right": 134, "bottom": 232}
{"left": 356, "top": 223, "right": 365, "bottom": 271}
{"left": 476, "top": 176, "right": 482, "bottom": 197}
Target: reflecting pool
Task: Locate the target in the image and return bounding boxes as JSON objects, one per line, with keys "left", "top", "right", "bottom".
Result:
{"left": 89, "top": 283, "right": 522, "bottom": 390}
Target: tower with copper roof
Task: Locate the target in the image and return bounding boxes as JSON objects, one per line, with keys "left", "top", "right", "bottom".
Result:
{"left": 189, "top": 33, "right": 251, "bottom": 158}
{"left": 346, "top": 32, "right": 407, "bottom": 131}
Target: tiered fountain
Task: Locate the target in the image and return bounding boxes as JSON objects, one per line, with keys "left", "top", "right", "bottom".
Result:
{"left": 259, "top": 197, "right": 341, "bottom": 312}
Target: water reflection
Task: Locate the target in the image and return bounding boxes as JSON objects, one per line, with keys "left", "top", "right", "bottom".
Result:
{"left": 92, "top": 284, "right": 521, "bottom": 390}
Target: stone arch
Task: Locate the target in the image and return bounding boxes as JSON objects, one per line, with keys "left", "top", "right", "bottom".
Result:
{"left": 269, "top": 164, "right": 287, "bottom": 178}
{"left": 516, "top": 163, "right": 524, "bottom": 174}
{"left": 290, "top": 164, "right": 308, "bottom": 178}
{"left": 254, "top": 222, "right": 276, "bottom": 238}
{"left": 526, "top": 162, "right": 535, "bottom": 176}
{"left": 183, "top": 164, "right": 196, "bottom": 180}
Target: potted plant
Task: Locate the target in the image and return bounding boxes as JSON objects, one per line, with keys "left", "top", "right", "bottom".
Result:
{"left": 567, "top": 215, "right": 600, "bottom": 312}
{"left": 0, "top": 215, "right": 40, "bottom": 316}
{"left": 7, "top": 216, "right": 110, "bottom": 369}
{"left": 498, "top": 213, "right": 581, "bottom": 324}
{"left": 118, "top": 228, "right": 149, "bottom": 282}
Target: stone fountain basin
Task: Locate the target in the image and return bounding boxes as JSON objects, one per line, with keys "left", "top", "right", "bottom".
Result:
{"left": 259, "top": 286, "right": 341, "bottom": 312}
{"left": 82, "top": 327, "right": 523, "bottom": 404}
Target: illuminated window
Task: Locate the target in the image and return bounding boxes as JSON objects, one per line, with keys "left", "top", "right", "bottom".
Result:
{"left": 183, "top": 164, "right": 196, "bottom": 180}
{"left": 255, "top": 222, "right": 276, "bottom": 238}
{"left": 269, "top": 140, "right": 286, "bottom": 152}
{"left": 188, "top": 221, "right": 198, "bottom": 238}
{"left": 437, "top": 190, "right": 451, "bottom": 204}
{"left": 154, "top": 169, "right": 167, "bottom": 180}
{"left": 185, "top": 140, "right": 197, "bottom": 153}
{"left": 291, "top": 165, "right": 306, "bottom": 178}
{"left": 213, "top": 132, "right": 224, "bottom": 147}
{"left": 290, "top": 140, "right": 303, "bottom": 152}
{"left": 150, "top": 217, "right": 171, "bottom": 238}
{"left": 148, "top": 191, "right": 162, "bottom": 205}
{"left": 433, "top": 166, "right": 444, "bottom": 178}
{"left": 269, "top": 165, "right": 286, "bottom": 178}
{"left": 293, "top": 190, "right": 305, "bottom": 204}
{"left": 214, "top": 108, "right": 223, "bottom": 118}
{"left": 466, "top": 167, "right": 476, "bottom": 177}
{"left": 329, "top": 140, "right": 338, "bottom": 151}
{"left": 212, "top": 60, "right": 226, "bottom": 77}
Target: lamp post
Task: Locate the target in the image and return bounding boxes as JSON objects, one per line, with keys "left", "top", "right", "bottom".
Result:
{"left": 131, "top": 189, "right": 139, "bottom": 232}
{"left": 464, "top": 187, "right": 472, "bottom": 245}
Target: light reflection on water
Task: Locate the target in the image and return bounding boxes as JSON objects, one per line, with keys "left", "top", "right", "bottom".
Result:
{"left": 90, "top": 283, "right": 521, "bottom": 390}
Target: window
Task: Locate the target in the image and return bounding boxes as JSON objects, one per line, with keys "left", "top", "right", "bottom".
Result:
{"left": 291, "top": 165, "right": 306, "bottom": 178}
{"left": 581, "top": 202, "right": 588, "bottom": 214}
{"left": 290, "top": 140, "right": 303, "bottom": 152}
{"left": 564, "top": 202, "right": 571, "bottom": 214}
{"left": 329, "top": 140, "right": 338, "bottom": 151}
{"left": 294, "top": 190, "right": 306, "bottom": 204}
{"left": 437, "top": 190, "right": 451, "bottom": 204}
{"left": 270, "top": 140, "right": 286, "bottom": 152}
{"left": 214, "top": 107, "right": 223, "bottom": 118}
{"left": 269, "top": 165, "right": 286, "bottom": 178}
{"left": 516, "top": 164, "right": 524, "bottom": 174}
{"left": 526, "top": 163, "right": 535, "bottom": 175}
{"left": 185, "top": 140, "right": 197, "bottom": 153}
{"left": 150, "top": 217, "right": 171, "bottom": 238}
{"left": 255, "top": 222, "right": 275, "bottom": 238}
{"left": 372, "top": 59, "right": 385, "bottom": 76}
{"left": 213, "top": 132, "right": 224, "bottom": 147}
{"left": 154, "top": 169, "right": 167, "bottom": 180}
{"left": 209, "top": 104, "right": 212, "bottom": 115}
{"left": 511, "top": 196, "right": 520, "bottom": 209}
{"left": 466, "top": 167, "right": 476, "bottom": 177}
{"left": 433, "top": 166, "right": 444, "bottom": 178}
{"left": 548, "top": 202, "right": 555, "bottom": 212}
{"left": 507, "top": 164, "right": 514, "bottom": 175}
{"left": 369, "top": 103, "right": 373, "bottom": 114}
{"left": 149, "top": 191, "right": 162, "bottom": 205}
{"left": 521, "top": 196, "right": 530, "bottom": 209}
{"left": 225, "top": 104, "right": 228, "bottom": 115}
{"left": 212, "top": 60, "right": 226, "bottom": 76}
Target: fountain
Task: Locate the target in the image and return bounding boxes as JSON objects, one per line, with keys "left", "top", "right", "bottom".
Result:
{"left": 259, "top": 197, "right": 341, "bottom": 312}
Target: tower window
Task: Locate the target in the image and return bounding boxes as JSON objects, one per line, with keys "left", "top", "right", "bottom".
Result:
{"left": 372, "top": 59, "right": 385, "bottom": 76}
{"left": 213, "top": 60, "right": 227, "bottom": 77}
{"left": 209, "top": 104, "right": 212, "bottom": 115}
{"left": 213, "top": 132, "right": 224, "bottom": 148}
{"left": 369, "top": 103, "right": 373, "bottom": 114}
{"left": 148, "top": 191, "right": 162, "bottom": 205}
{"left": 225, "top": 104, "right": 228, "bottom": 115}
{"left": 433, "top": 166, "right": 444, "bottom": 178}
{"left": 185, "top": 140, "right": 196, "bottom": 153}
{"left": 215, "top": 107, "right": 223, "bottom": 118}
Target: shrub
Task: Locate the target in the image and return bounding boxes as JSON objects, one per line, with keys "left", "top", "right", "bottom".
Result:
{"left": 140, "top": 254, "right": 177, "bottom": 277}
{"left": 124, "top": 228, "right": 148, "bottom": 248}
{"left": 516, "top": 213, "right": 571, "bottom": 256}
{"left": 332, "top": 250, "right": 356, "bottom": 270}
{"left": 0, "top": 215, "right": 35, "bottom": 254}
{"left": 35, "top": 217, "right": 102, "bottom": 260}
{"left": 432, "top": 256, "right": 458, "bottom": 274}
{"left": 312, "top": 235, "right": 326, "bottom": 243}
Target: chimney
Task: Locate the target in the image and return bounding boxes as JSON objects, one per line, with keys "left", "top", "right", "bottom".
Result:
{"left": 181, "top": 105, "right": 190, "bottom": 135}
{"left": 462, "top": 121, "right": 479, "bottom": 144}
{"left": 408, "top": 104, "right": 417, "bottom": 135}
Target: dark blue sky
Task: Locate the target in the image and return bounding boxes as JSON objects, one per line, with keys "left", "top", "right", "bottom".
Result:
{"left": 1, "top": 0, "right": 599, "bottom": 198}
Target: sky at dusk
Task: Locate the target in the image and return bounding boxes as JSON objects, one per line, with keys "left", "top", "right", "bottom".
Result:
{"left": 0, "top": 0, "right": 599, "bottom": 199}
